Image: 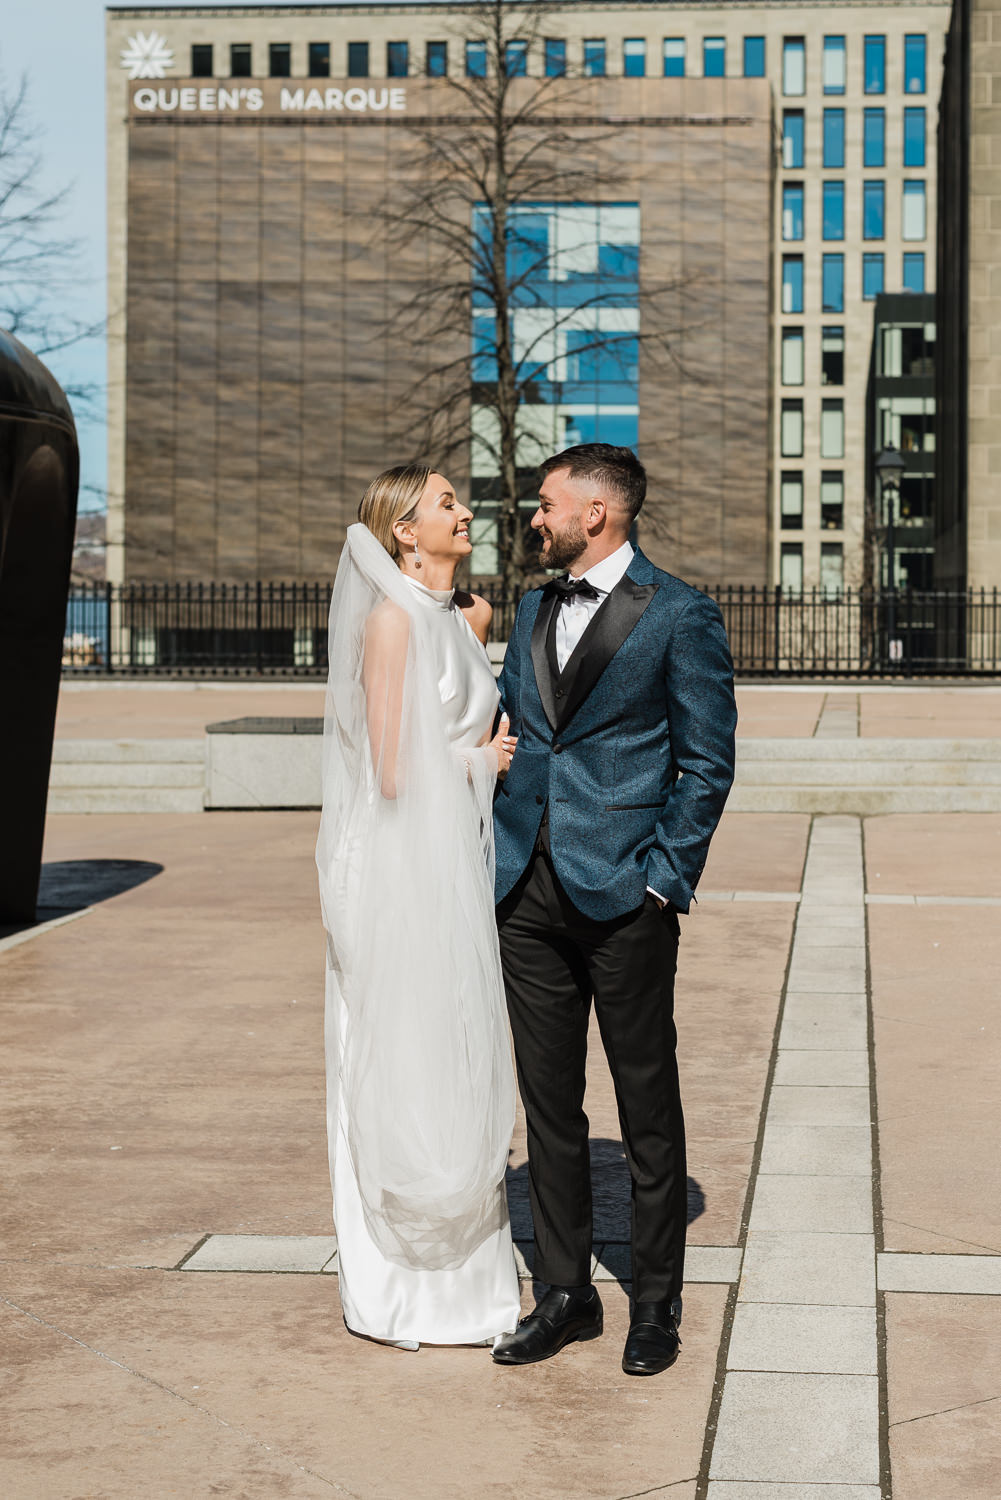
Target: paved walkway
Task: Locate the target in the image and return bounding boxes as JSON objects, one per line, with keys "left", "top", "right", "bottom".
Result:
{"left": 2, "top": 806, "right": 1000, "bottom": 1497}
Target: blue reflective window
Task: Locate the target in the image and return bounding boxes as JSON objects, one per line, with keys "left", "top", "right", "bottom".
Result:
{"left": 663, "top": 38, "right": 685, "bottom": 78}
{"left": 783, "top": 38, "right": 805, "bottom": 96}
{"left": 704, "top": 37, "right": 726, "bottom": 77}
{"left": 903, "top": 251, "right": 926, "bottom": 292}
{"left": 783, "top": 184, "right": 804, "bottom": 240}
{"left": 783, "top": 256, "right": 804, "bottom": 313}
{"left": 465, "top": 40, "right": 486, "bottom": 78}
{"left": 823, "top": 253, "right": 844, "bottom": 313}
{"left": 823, "top": 36, "right": 846, "bottom": 94}
{"left": 426, "top": 41, "right": 447, "bottom": 77}
{"left": 505, "top": 40, "right": 527, "bottom": 76}
{"left": 823, "top": 109, "right": 845, "bottom": 168}
{"left": 743, "top": 36, "right": 765, "bottom": 77}
{"left": 472, "top": 314, "right": 497, "bottom": 380}
{"left": 823, "top": 182, "right": 845, "bottom": 240}
{"left": 904, "top": 34, "right": 926, "bottom": 93}
{"left": 904, "top": 107, "right": 926, "bottom": 167}
{"left": 783, "top": 112, "right": 804, "bottom": 169}
{"left": 863, "top": 181, "right": 885, "bottom": 239}
{"left": 863, "top": 252, "right": 885, "bottom": 300}
{"left": 347, "top": 41, "right": 368, "bottom": 78}
{"left": 544, "top": 39, "right": 566, "bottom": 77}
{"left": 387, "top": 41, "right": 408, "bottom": 77}
{"left": 863, "top": 108, "right": 885, "bottom": 167}
{"left": 584, "top": 38, "right": 606, "bottom": 76}
{"left": 865, "top": 35, "right": 886, "bottom": 94}
{"left": 624, "top": 38, "right": 645, "bottom": 77}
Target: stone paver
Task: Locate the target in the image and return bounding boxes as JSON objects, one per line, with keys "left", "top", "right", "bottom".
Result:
{"left": 709, "top": 1371, "right": 881, "bottom": 1485}
{"left": 878, "top": 1253, "right": 1001, "bottom": 1295}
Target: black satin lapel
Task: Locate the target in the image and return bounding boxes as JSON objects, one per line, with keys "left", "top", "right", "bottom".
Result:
{"left": 530, "top": 588, "right": 560, "bottom": 731}
{"left": 556, "top": 580, "right": 657, "bottom": 731}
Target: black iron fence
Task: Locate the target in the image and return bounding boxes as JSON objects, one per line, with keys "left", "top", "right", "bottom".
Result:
{"left": 63, "top": 581, "right": 1001, "bottom": 678}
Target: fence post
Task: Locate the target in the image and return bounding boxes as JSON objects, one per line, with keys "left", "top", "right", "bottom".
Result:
{"left": 105, "top": 580, "right": 113, "bottom": 674}
{"left": 772, "top": 584, "right": 781, "bottom": 676}
{"left": 255, "top": 579, "right": 263, "bottom": 676}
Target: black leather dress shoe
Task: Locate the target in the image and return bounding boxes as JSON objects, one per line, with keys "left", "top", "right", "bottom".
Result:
{"left": 621, "top": 1299, "right": 682, "bottom": 1376}
{"left": 492, "top": 1286, "right": 603, "bottom": 1365}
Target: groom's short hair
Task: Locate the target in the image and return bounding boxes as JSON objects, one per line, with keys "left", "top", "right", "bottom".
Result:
{"left": 540, "top": 444, "right": 647, "bottom": 523}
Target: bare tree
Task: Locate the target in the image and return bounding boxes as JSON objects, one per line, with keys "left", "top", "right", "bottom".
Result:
{"left": 0, "top": 71, "right": 103, "bottom": 408}
{"left": 379, "top": 0, "right": 697, "bottom": 593}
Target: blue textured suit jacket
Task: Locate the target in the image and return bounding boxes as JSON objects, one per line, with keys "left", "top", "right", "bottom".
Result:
{"left": 494, "top": 548, "right": 737, "bottom": 920}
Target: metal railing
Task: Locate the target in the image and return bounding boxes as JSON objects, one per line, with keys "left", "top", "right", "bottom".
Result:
{"left": 63, "top": 581, "right": 1001, "bottom": 678}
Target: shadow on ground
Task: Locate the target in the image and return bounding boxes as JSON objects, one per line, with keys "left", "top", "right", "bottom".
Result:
{"left": 506, "top": 1136, "right": 705, "bottom": 1287}
{"left": 0, "top": 858, "right": 164, "bottom": 939}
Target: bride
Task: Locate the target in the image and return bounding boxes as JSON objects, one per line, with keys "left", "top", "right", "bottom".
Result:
{"left": 316, "top": 464, "right": 521, "bottom": 1350}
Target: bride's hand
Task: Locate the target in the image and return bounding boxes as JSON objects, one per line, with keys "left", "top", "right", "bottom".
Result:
{"left": 489, "top": 713, "right": 518, "bottom": 778}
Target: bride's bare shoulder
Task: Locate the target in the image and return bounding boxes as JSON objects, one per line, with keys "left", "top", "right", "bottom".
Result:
{"left": 365, "top": 598, "right": 410, "bottom": 652}
{"left": 454, "top": 590, "right": 493, "bottom": 646}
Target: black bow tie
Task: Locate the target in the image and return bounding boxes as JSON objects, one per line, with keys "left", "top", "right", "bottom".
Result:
{"left": 552, "top": 576, "right": 600, "bottom": 603}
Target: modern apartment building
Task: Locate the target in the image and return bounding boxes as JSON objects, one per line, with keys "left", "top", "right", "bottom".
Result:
{"left": 105, "top": 2, "right": 952, "bottom": 589}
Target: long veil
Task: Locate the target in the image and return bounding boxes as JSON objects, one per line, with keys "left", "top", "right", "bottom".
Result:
{"left": 315, "top": 523, "right": 515, "bottom": 1271}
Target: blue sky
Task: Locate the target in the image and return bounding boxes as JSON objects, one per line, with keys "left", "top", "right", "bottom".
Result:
{"left": 1, "top": 1, "right": 371, "bottom": 513}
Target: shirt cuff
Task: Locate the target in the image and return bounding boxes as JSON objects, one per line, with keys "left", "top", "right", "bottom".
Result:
{"left": 646, "top": 885, "right": 669, "bottom": 907}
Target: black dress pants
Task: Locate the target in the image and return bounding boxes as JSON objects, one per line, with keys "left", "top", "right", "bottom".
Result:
{"left": 497, "top": 849, "right": 686, "bottom": 1303}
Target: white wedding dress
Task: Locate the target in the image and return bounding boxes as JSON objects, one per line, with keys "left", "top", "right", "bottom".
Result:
{"left": 316, "top": 528, "right": 521, "bottom": 1349}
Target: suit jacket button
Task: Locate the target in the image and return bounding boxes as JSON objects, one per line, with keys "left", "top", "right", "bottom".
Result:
{"left": 552, "top": 744, "right": 563, "bottom": 754}
{"left": 535, "top": 794, "right": 543, "bottom": 804}
{"left": 555, "top": 688, "right": 565, "bottom": 698}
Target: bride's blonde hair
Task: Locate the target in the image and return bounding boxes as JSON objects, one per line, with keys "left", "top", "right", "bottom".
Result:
{"left": 358, "top": 464, "right": 433, "bottom": 564}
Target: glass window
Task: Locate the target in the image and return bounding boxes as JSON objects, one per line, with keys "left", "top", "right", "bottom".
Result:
{"left": 744, "top": 37, "right": 765, "bottom": 77}
{"left": 663, "top": 38, "right": 685, "bottom": 78}
{"left": 783, "top": 112, "right": 805, "bottom": 169}
{"left": 466, "top": 40, "right": 486, "bottom": 78}
{"left": 823, "top": 36, "right": 846, "bottom": 94}
{"left": 880, "top": 324, "right": 935, "bottom": 378}
{"left": 426, "top": 41, "right": 447, "bottom": 77}
{"left": 269, "top": 43, "right": 291, "bottom": 78}
{"left": 544, "top": 39, "right": 566, "bottom": 77}
{"left": 584, "top": 39, "right": 606, "bottom": 77}
{"left": 865, "top": 35, "right": 886, "bottom": 94}
{"left": 230, "top": 42, "right": 252, "bottom": 77}
{"left": 308, "top": 42, "right": 330, "bottom": 77}
{"left": 823, "top": 109, "right": 845, "bottom": 168}
{"left": 823, "top": 182, "right": 845, "bottom": 240}
{"left": 783, "top": 38, "right": 805, "bottom": 96}
{"left": 904, "top": 108, "right": 926, "bottom": 167}
{"left": 782, "top": 328, "right": 805, "bottom": 385}
{"left": 864, "top": 109, "right": 885, "bottom": 168}
{"left": 704, "top": 38, "right": 726, "bottom": 77}
{"left": 624, "top": 38, "right": 645, "bottom": 77}
{"left": 781, "top": 400, "right": 804, "bottom": 457}
{"left": 903, "top": 251, "right": 926, "bottom": 293}
{"left": 821, "top": 542, "right": 844, "bottom": 595}
{"left": 863, "top": 182, "right": 885, "bottom": 240}
{"left": 903, "top": 181, "right": 926, "bottom": 240}
{"left": 905, "top": 34, "right": 927, "bottom": 93}
{"left": 821, "top": 400, "right": 844, "bottom": 459}
{"left": 783, "top": 256, "right": 804, "bottom": 314}
{"left": 387, "top": 41, "right": 409, "bottom": 77}
{"left": 781, "top": 473, "right": 804, "bottom": 529}
{"left": 822, "top": 327, "right": 845, "bottom": 385}
{"left": 821, "top": 473, "right": 845, "bottom": 529}
{"left": 348, "top": 41, "right": 369, "bottom": 78}
{"left": 823, "top": 254, "right": 844, "bottom": 313}
{"left": 781, "top": 543, "right": 804, "bottom": 593}
{"left": 505, "top": 40, "right": 527, "bottom": 76}
{"left": 191, "top": 44, "right": 213, "bottom": 77}
{"left": 863, "top": 252, "right": 885, "bottom": 300}
{"left": 783, "top": 184, "right": 804, "bottom": 240}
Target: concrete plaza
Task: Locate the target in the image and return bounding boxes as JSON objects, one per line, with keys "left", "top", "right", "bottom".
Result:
{"left": 2, "top": 686, "right": 1001, "bottom": 1497}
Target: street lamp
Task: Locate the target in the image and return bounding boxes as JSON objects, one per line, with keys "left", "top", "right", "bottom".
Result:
{"left": 875, "top": 444, "right": 907, "bottom": 663}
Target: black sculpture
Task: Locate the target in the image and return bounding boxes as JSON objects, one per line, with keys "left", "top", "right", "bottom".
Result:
{"left": 0, "top": 329, "right": 79, "bottom": 926}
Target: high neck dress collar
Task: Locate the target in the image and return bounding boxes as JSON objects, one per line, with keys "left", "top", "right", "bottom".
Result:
{"left": 404, "top": 574, "right": 455, "bottom": 609}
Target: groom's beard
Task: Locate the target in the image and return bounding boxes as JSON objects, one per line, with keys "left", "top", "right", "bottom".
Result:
{"left": 541, "top": 516, "right": 588, "bottom": 572}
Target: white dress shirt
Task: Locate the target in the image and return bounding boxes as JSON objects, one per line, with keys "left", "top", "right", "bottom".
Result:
{"left": 555, "top": 540, "right": 635, "bottom": 672}
{"left": 553, "top": 542, "right": 670, "bottom": 908}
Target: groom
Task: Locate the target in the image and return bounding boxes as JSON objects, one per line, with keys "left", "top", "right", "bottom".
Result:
{"left": 492, "top": 444, "right": 736, "bottom": 1375}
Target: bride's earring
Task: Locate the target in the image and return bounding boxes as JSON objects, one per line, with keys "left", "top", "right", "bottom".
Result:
{"left": 413, "top": 539, "right": 422, "bottom": 570}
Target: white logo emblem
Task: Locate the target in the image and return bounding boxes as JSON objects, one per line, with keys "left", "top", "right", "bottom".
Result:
{"left": 120, "top": 32, "right": 175, "bottom": 80}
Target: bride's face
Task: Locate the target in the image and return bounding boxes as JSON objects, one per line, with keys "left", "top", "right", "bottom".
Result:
{"left": 406, "top": 473, "right": 474, "bottom": 561}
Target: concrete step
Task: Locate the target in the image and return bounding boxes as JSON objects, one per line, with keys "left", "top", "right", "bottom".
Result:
{"left": 46, "top": 787, "right": 205, "bottom": 814}
{"left": 737, "top": 737, "right": 1001, "bottom": 761}
{"left": 49, "top": 762, "right": 205, "bottom": 789}
{"left": 728, "top": 785, "right": 1001, "bottom": 814}
{"left": 735, "top": 759, "right": 1001, "bottom": 786}
{"left": 52, "top": 738, "right": 204, "bottom": 764}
